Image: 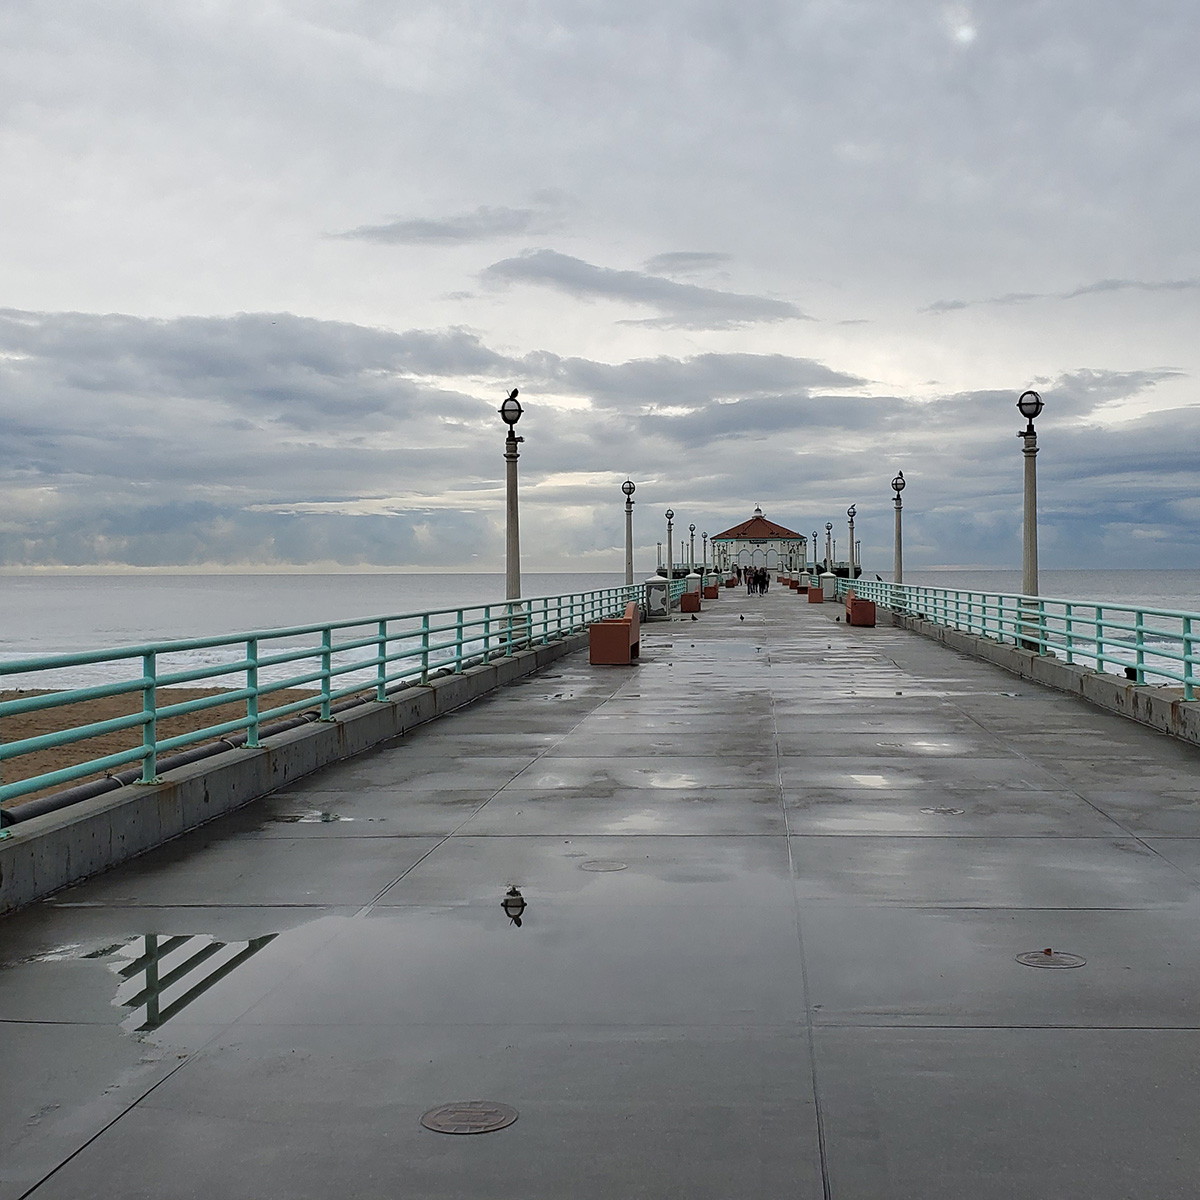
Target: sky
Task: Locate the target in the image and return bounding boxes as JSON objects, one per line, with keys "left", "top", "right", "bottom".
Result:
{"left": 1, "top": 0, "right": 1198, "bottom": 573}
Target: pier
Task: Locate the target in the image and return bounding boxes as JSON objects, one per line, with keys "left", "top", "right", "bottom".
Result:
{"left": 4, "top": 586, "right": 1200, "bottom": 1197}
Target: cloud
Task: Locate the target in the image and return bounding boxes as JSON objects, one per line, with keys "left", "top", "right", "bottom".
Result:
{"left": 642, "top": 251, "right": 731, "bottom": 276}
{"left": 334, "top": 205, "right": 550, "bottom": 245}
{"left": 520, "top": 350, "right": 864, "bottom": 406}
{"left": 0, "top": 306, "right": 1196, "bottom": 570}
{"left": 925, "top": 280, "right": 1200, "bottom": 314}
{"left": 481, "top": 250, "right": 809, "bottom": 329}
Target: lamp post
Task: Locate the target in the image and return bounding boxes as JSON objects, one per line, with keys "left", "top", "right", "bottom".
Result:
{"left": 891, "top": 471, "right": 905, "bottom": 585}
{"left": 665, "top": 509, "right": 674, "bottom": 583}
{"left": 812, "top": 531, "right": 818, "bottom": 574}
{"left": 825, "top": 522, "right": 833, "bottom": 572}
{"left": 499, "top": 388, "right": 523, "bottom": 601}
{"left": 622, "top": 479, "right": 636, "bottom": 585}
{"left": 1017, "top": 389, "right": 1044, "bottom": 651}
{"left": 847, "top": 505, "right": 857, "bottom": 577}
{"left": 702, "top": 531, "right": 708, "bottom": 580}
{"left": 689, "top": 524, "right": 696, "bottom": 573}
{"left": 1017, "top": 390, "right": 1044, "bottom": 597}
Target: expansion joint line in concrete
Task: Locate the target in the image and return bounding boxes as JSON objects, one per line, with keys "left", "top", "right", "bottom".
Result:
{"left": 15, "top": 1047, "right": 195, "bottom": 1200}
{"left": 891, "top": 649, "right": 1200, "bottom": 891}
{"left": 355, "top": 651, "right": 629, "bottom": 914}
{"left": 766, "top": 645, "right": 834, "bottom": 1200}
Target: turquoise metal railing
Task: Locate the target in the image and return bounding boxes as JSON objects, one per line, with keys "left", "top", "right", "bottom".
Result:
{"left": 837, "top": 578, "right": 1198, "bottom": 700}
{"left": 0, "top": 584, "right": 643, "bottom": 807}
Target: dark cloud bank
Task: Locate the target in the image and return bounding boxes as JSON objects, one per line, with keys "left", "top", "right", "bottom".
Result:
{"left": 0, "top": 307, "right": 1195, "bottom": 570}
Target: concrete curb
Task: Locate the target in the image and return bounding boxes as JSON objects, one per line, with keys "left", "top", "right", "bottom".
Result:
{"left": 0, "top": 633, "right": 588, "bottom": 914}
{"left": 890, "top": 612, "right": 1200, "bottom": 747}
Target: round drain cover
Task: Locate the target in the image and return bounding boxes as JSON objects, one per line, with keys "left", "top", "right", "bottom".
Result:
{"left": 580, "top": 860, "right": 628, "bottom": 872}
{"left": 421, "top": 1101, "right": 519, "bottom": 1134}
{"left": 1016, "top": 950, "right": 1086, "bottom": 969}
{"left": 920, "top": 807, "right": 965, "bottom": 816}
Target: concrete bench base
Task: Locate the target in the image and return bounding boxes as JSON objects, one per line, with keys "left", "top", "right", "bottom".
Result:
{"left": 846, "top": 598, "right": 876, "bottom": 626}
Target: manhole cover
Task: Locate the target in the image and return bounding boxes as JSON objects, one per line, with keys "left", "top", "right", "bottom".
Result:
{"left": 920, "top": 807, "right": 966, "bottom": 816}
{"left": 1016, "top": 950, "right": 1086, "bottom": 969}
{"left": 421, "top": 1101, "right": 519, "bottom": 1134}
{"left": 580, "top": 860, "right": 628, "bottom": 872}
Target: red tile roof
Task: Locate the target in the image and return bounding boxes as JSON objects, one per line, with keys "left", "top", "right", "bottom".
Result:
{"left": 711, "top": 512, "right": 804, "bottom": 540}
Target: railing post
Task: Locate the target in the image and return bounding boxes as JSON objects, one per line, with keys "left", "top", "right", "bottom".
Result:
{"left": 1064, "top": 603, "right": 1074, "bottom": 664}
{"left": 141, "top": 651, "right": 158, "bottom": 783}
{"left": 455, "top": 610, "right": 464, "bottom": 672}
{"left": 483, "top": 607, "right": 492, "bottom": 664}
{"left": 246, "top": 638, "right": 260, "bottom": 747}
{"left": 1037, "top": 599, "right": 1047, "bottom": 655}
{"left": 1183, "top": 616, "right": 1194, "bottom": 701}
{"left": 377, "top": 620, "right": 388, "bottom": 701}
{"left": 541, "top": 598, "right": 549, "bottom": 644}
{"left": 420, "top": 614, "right": 431, "bottom": 681}
{"left": 320, "top": 628, "right": 333, "bottom": 719}
{"left": 1135, "top": 610, "right": 1145, "bottom": 684}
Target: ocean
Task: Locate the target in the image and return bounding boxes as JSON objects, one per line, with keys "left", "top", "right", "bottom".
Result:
{"left": 0, "top": 572, "right": 627, "bottom": 689}
{"left": 899, "top": 569, "right": 1200, "bottom": 614}
{"left": 1, "top": 568, "right": 1197, "bottom": 688}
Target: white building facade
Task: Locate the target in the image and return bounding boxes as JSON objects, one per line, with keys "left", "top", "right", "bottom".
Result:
{"left": 710, "top": 507, "right": 807, "bottom": 571}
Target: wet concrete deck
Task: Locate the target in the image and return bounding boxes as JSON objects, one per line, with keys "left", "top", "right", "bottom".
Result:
{"left": 3, "top": 587, "right": 1200, "bottom": 1198}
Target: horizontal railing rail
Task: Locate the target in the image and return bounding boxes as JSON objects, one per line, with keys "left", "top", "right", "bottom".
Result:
{"left": 837, "top": 578, "right": 1198, "bottom": 700}
{"left": 0, "top": 584, "right": 644, "bottom": 808}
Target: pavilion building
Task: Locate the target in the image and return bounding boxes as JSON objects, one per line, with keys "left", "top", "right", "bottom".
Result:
{"left": 710, "top": 507, "right": 808, "bottom": 572}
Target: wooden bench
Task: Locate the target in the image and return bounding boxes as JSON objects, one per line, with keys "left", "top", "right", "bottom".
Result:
{"left": 589, "top": 601, "right": 641, "bottom": 664}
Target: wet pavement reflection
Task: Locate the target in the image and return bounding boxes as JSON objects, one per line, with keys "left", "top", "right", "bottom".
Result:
{"left": 4, "top": 591, "right": 1200, "bottom": 1198}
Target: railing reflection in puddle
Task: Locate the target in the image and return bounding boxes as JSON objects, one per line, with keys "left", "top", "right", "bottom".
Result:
{"left": 111, "top": 933, "right": 277, "bottom": 1031}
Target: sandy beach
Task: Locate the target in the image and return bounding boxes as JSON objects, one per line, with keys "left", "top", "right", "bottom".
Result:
{"left": 2, "top": 687, "right": 321, "bottom": 807}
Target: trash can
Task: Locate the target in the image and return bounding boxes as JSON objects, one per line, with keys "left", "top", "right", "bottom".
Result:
{"left": 645, "top": 575, "right": 670, "bottom": 620}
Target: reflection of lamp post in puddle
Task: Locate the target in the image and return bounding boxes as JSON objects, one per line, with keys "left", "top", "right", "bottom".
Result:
{"left": 501, "top": 886, "right": 527, "bottom": 927}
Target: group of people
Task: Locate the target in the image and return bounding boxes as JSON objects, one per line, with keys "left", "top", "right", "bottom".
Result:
{"left": 735, "top": 565, "right": 771, "bottom": 595}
